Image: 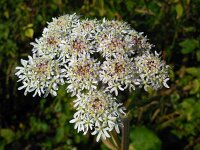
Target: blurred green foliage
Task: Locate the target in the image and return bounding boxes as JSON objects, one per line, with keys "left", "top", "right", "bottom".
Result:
{"left": 0, "top": 0, "right": 200, "bottom": 150}
{"left": 130, "top": 126, "right": 162, "bottom": 150}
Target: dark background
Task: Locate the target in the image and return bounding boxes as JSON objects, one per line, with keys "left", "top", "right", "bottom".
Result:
{"left": 0, "top": 0, "right": 200, "bottom": 150}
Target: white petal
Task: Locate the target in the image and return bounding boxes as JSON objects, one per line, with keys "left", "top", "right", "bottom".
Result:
{"left": 103, "top": 129, "right": 110, "bottom": 138}
{"left": 110, "top": 87, "right": 118, "bottom": 96}
{"left": 33, "top": 89, "right": 38, "bottom": 97}
{"left": 144, "top": 85, "right": 149, "bottom": 91}
{"left": 20, "top": 59, "right": 27, "bottom": 66}
{"left": 118, "top": 85, "right": 124, "bottom": 91}
{"left": 96, "top": 132, "right": 102, "bottom": 142}
{"left": 115, "top": 125, "right": 120, "bottom": 134}
{"left": 18, "top": 83, "right": 27, "bottom": 90}
{"left": 163, "top": 78, "right": 170, "bottom": 88}
{"left": 91, "top": 130, "right": 97, "bottom": 135}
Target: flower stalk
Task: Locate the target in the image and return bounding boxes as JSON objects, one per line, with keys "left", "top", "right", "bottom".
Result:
{"left": 121, "top": 117, "right": 130, "bottom": 150}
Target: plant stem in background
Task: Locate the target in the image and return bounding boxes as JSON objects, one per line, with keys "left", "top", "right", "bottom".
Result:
{"left": 121, "top": 116, "right": 129, "bottom": 150}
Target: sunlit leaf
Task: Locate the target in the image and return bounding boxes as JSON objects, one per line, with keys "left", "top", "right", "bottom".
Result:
{"left": 186, "top": 67, "right": 200, "bottom": 77}
{"left": 25, "top": 28, "right": 34, "bottom": 38}
{"left": 190, "top": 79, "right": 200, "bottom": 94}
{"left": 0, "top": 128, "right": 15, "bottom": 144}
{"left": 175, "top": 4, "right": 183, "bottom": 19}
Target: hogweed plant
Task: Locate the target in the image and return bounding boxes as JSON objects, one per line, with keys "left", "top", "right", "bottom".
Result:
{"left": 15, "top": 14, "right": 170, "bottom": 150}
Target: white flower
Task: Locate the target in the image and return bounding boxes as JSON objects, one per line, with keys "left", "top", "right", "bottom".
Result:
{"left": 124, "top": 30, "right": 153, "bottom": 56}
{"left": 15, "top": 54, "right": 65, "bottom": 97}
{"left": 96, "top": 20, "right": 131, "bottom": 58}
{"left": 64, "top": 54, "right": 99, "bottom": 96}
{"left": 16, "top": 14, "right": 170, "bottom": 142}
{"left": 100, "top": 19, "right": 131, "bottom": 34}
{"left": 72, "top": 19, "right": 100, "bottom": 37}
{"left": 99, "top": 54, "right": 138, "bottom": 96}
{"left": 58, "top": 34, "right": 96, "bottom": 62}
{"left": 31, "top": 14, "right": 80, "bottom": 57}
{"left": 31, "top": 31, "right": 62, "bottom": 57}
{"left": 91, "top": 126, "right": 111, "bottom": 142}
{"left": 97, "top": 33, "right": 127, "bottom": 57}
{"left": 47, "top": 13, "right": 80, "bottom": 34}
{"left": 134, "top": 51, "right": 170, "bottom": 91}
{"left": 70, "top": 90, "right": 126, "bottom": 142}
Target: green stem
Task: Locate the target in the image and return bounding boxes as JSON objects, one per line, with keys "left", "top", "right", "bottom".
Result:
{"left": 121, "top": 117, "right": 129, "bottom": 150}
{"left": 102, "top": 138, "right": 118, "bottom": 150}
{"left": 110, "top": 130, "right": 121, "bottom": 149}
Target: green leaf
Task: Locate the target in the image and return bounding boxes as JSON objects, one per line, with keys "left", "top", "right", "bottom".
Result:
{"left": 130, "top": 126, "right": 162, "bottom": 150}
{"left": 0, "top": 128, "right": 15, "bottom": 144}
{"left": 55, "top": 127, "right": 65, "bottom": 143}
{"left": 183, "top": 26, "right": 196, "bottom": 33}
{"left": 179, "top": 39, "right": 199, "bottom": 54}
{"left": 175, "top": 4, "right": 183, "bottom": 19}
{"left": 194, "top": 144, "right": 200, "bottom": 150}
{"left": 179, "top": 98, "right": 195, "bottom": 121}
{"left": 190, "top": 79, "right": 199, "bottom": 94}
{"left": 30, "top": 117, "right": 49, "bottom": 133}
{"left": 27, "top": 23, "right": 33, "bottom": 28}
{"left": 4, "top": 10, "right": 9, "bottom": 18}
{"left": 54, "top": 102, "right": 62, "bottom": 112}
{"left": 186, "top": 67, "right": 200, "bottom": 77}
{"left": 186, "top": 0, "right": 190, "bottom": 5}
{"left": 25, "top": 28, "right": 34, "bottom": 38}
{"left": 126, "top": 0, "right": 135, "bottom": 12}
{"left": 0, "top": 140, "right": 5, "bottom": 150}
{"left": 171, "top": 92, "right": 180, "bottom": 102}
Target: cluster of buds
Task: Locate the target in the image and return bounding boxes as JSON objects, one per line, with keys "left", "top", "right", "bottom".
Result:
{"left": 15, "top": 14, "right": 170, "bottom": 141}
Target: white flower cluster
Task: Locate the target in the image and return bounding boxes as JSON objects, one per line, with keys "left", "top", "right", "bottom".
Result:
{"left": 70, "top": 90, "right": 125, "bottom": 142}
{"left": 15, "top": 14, "right": 170, "bottom": 141}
